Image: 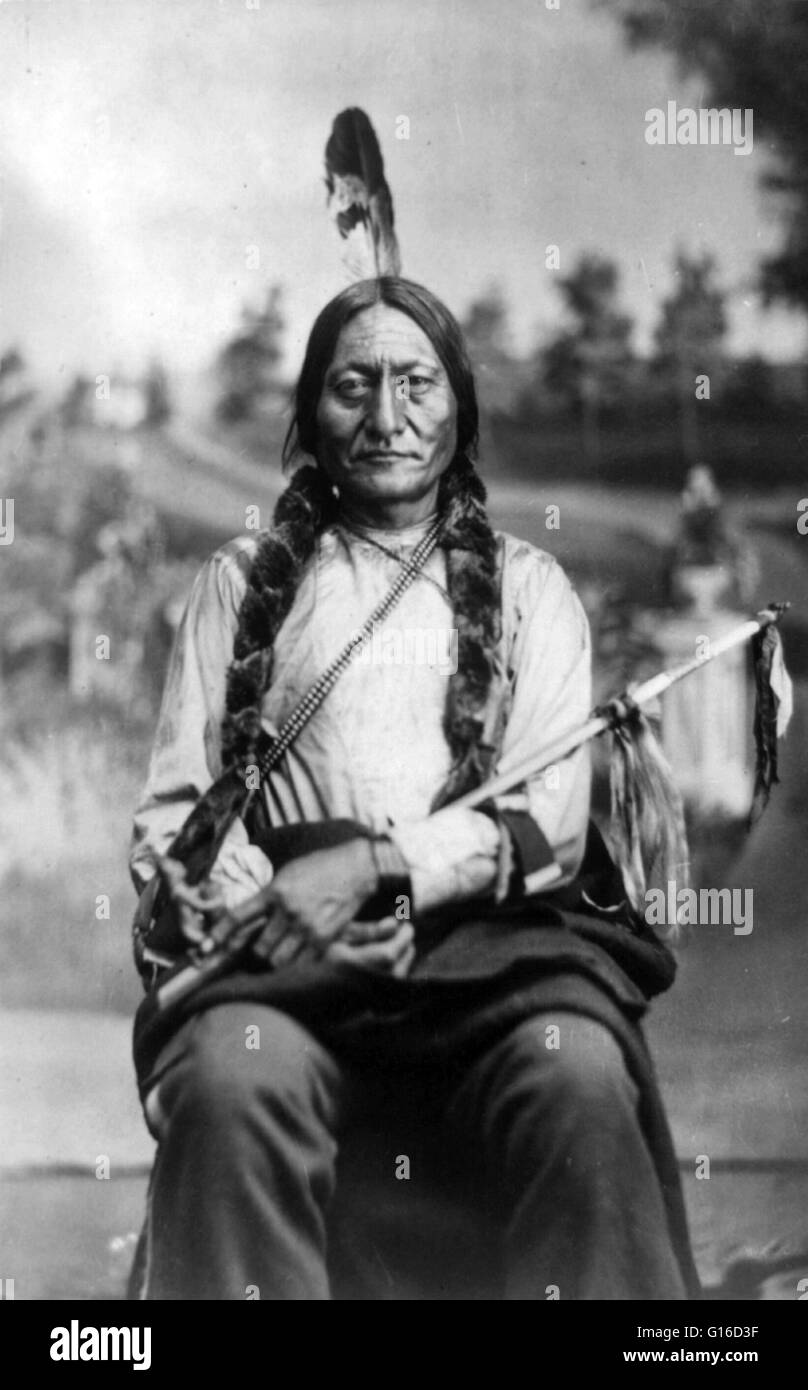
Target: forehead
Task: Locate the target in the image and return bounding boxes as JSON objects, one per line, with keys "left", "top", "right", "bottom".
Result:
{"left": 329, "top": 304, "right": 443, "bottom": 369}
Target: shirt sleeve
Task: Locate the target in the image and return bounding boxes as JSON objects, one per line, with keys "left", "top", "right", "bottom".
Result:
{"left": 494, "top": 551, "right": 592, "bottom": 886}
{"left": 129, "top": 543, "right": 273, "bottom": 904}
{"left": 390, "top": 550, "right": 592, "bottom": 911}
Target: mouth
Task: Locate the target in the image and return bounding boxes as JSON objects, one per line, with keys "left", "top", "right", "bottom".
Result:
{"left": 354, "top": 451, "right": 413, "bottom": 464}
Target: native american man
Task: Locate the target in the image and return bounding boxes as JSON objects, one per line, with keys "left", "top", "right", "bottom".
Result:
{"left": 129, "top": 276, "right": 699, "bottom": 1301}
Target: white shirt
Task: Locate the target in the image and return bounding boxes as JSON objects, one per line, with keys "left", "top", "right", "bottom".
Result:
{"left": 130, "top": 517, "right": 592, "bottom": 913}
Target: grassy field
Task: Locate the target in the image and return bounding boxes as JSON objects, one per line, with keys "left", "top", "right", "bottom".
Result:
{"left": 0, "top": 691, "right": 148, "bottom": 1016}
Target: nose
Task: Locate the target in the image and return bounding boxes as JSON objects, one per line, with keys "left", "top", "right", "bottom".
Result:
{"left": 365, "top": 378, "right": 402, "bottom": 441}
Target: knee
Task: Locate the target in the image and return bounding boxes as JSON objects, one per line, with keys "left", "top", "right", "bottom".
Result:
{"left": 157, "top": 1005, "right": 335, "bottom": 1135}
{"left": 494, "top": 1012, "right": 637, "bottom": 1120}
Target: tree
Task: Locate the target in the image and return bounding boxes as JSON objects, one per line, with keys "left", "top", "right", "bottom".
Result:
{"left": 602, "top": 0, "right": 808, "bottom": 313}
{"left": 215, "top": 283, "right": 286, "bottom": 423}
{"left": 0, "top": 346, "right": 25, "bottom": 383}
{"left": 462, "top": 286, "right": 509, "bottom": 360}
{"left": 143, "top": 359, "right": 171, "bottom": 425}
{"left": 653, "top": 251, "right": 727, "bottom": 464}
{"left": 460, "top": 286, "right": 520, "bottom": 414}
{"left": 542, "top": 255, "right": 633, "bottom": 463}
{"left": 0, "top": 346, "right": 34, "bottom": 420}
{"left": 722, "top": 354, "right": 777, "bottom": 421}
{"left": 60, "top": 373, "right": 92, "bottom": 428}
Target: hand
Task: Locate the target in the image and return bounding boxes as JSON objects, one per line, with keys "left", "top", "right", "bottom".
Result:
{"left": 249, "top": 838, "right": 379, "bottom": 969}
{"left": 324, "top": 916, "right": 415, "bottom": 978}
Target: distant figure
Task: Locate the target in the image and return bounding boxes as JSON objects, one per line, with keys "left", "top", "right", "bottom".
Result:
{"left": 668, "top": 466, "right": 758, "bottom": 614}
{"left": 679, "top": 465, "right": 728, "bottom": 566}
{"left": 658, "top": 466, "right": 758, "bottom": 823}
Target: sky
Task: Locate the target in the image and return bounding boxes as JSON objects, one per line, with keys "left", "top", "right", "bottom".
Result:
{"left": 1, "top": 0, "right": 806, "bottom": 385}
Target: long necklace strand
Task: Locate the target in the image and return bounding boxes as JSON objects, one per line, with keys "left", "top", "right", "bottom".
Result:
{"left": 338, "top": 520, "right": 452, "bottom": 603}
{"left": 257, "top": 514, "right": 445, "bottom": 777}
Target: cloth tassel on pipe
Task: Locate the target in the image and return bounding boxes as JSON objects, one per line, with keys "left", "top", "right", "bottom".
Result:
{"left": 605, "top": 700, "right": 690, "bottom": 931}
{"left": 455, "top": 606, "right": 791, "bottom": 816}
{"left": 454, "top": 604, "right": 791, "bottom": 941}
{"left": 750, "top": 617, "right": 794, "bottom": 826}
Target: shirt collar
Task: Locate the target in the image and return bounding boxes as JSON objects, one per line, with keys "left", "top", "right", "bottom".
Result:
{"left": 334, "top": 512, "right": 440, "bottom": 548}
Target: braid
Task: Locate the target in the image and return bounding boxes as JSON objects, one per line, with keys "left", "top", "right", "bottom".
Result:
{"left": 221, "top": 464, "right": 336, "bottom": 770}
{"left": 432, "top": 453, "right": 502, "bottom": 806}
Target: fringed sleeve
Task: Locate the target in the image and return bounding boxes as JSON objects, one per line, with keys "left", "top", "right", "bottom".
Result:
{"left": 493, "top": 545, "right": 592, "bottom": 886}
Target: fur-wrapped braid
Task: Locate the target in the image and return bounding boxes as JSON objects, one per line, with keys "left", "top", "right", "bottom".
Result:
{"left": 221, "top": 466, "right": 336, "bottom": 770}
{"left": 431, "top": 453, "right": 502, "bottom": 806}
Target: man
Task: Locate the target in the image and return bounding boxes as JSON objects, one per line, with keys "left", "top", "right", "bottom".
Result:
{"left": 130, "top": 276, "right": 698, "bottom": 1301}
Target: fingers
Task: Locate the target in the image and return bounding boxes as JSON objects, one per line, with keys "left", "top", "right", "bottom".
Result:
{"left": 266, "top": 931, "right": 310, "bottom": 970}
{"left": 391, "top": 941, "right": 416, "bottom": 979}
{"left": 250, "top": 912, "right": 291, "bottom": 965}
{"left": 250, "top": 914, "right": 415, "bottom": 975}
{"left": 326, "top": 922, "right": 415, "bottom": 974}
{"left": 340, "top": 915, "right": 401, "bottom": 945}
{"left": 387, "top": 922, "right": 415, "bottom": 964}
{"left": 251, "top": 913, "right": 326, "bottom": 970}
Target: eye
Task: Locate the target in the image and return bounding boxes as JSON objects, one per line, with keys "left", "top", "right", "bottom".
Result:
{"left": 335, "top": 377, "right": 370, "bottom": 400}
{"left": 407, "top": 376, "right": 434, "bottom": 395}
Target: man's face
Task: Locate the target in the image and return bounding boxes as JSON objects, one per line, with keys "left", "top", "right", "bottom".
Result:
{"left": 315, "top": 304, "right": 458, "bottom": 510}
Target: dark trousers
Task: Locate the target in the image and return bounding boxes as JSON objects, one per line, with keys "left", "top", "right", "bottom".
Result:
{"left": 139, "top": 1002, "right": 686, "bottom": 1300}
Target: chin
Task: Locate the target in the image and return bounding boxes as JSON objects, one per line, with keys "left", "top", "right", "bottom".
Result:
{"left": 364, "top": 475, "right": 425, "bottom": 501}
{"left": 345, "top": 459, "right": 437, "bottom": 502}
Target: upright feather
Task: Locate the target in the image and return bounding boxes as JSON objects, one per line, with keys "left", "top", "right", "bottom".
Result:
{"left": 325, "top": 108, "right": 401, "bottom": 280}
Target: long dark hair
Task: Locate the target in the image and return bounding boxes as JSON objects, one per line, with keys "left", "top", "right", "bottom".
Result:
{"left": 283, "top": 276, "right": 480, "bottom": 468}
{"left": 149, "top": 279, "right": 501, "bottom": 912}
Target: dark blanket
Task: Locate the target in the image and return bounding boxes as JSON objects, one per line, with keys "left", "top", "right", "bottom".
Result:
{"left": 132, "top": 879, "right": 700, "bottom": 1299}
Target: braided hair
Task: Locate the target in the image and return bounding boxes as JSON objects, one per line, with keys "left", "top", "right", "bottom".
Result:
{"left": 223, "top": 278, "right": 502, "bottom": 807}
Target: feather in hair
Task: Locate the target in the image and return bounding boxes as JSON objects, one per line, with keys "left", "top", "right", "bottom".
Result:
{"left": 325, "top": 107, "right": 401, "bottom": 280}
